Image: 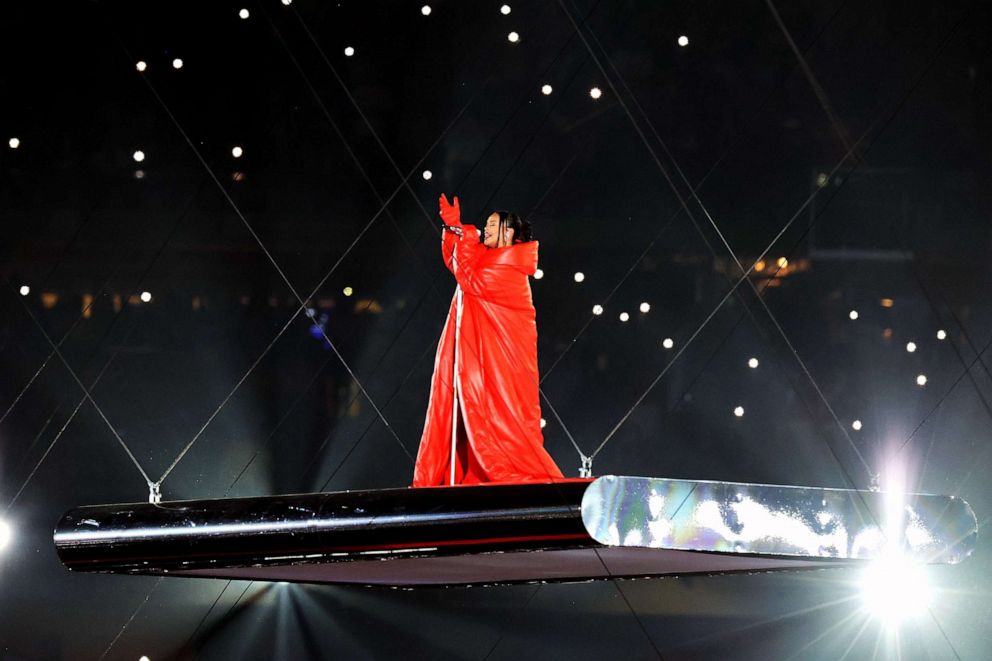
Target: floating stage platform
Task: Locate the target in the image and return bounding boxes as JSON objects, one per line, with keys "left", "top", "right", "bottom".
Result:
{"left": 54, "top": 476, "right": 976, "bottom": 588}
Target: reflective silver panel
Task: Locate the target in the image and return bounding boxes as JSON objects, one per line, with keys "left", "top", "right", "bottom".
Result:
{"left": 581, "top": 476, "right": 976, "bottom": 564}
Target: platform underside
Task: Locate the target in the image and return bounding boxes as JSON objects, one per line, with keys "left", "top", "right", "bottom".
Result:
{"left": 172, "top": 546, "right": 839, "bottom": 587}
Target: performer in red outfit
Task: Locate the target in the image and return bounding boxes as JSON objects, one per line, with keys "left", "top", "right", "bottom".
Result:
{"left": 412, "top": 194, "right": 564, "bottom": 486}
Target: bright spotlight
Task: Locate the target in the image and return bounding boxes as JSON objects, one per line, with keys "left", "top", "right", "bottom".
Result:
{"left": 573, "top": 272, "right": 585, "bottom": 283}
{"left": 133, "top": 150, "right": 145, "bottom": 162}
{"left": 916, "top": 374, "right": 927, "bottom": 387}
{"left": 172, "top": 58, "right": 183, "bottom": 69}
{"left": 421, "top": 5, "right": 431, "bottom": 16}
{"left": 589, "top": 87, "right": 602, "bottom": 100}
{"left": 677, "top": 35, "right": 689, "bottom": 47}
{"left": 135, "top": 61, "right": 147, "bottom": 72}
{"left": 282, "top": 0, "right": 292, "bottom": 5}
{"left": 19, "top": 285, "right": 30, "bottom": 296}
{"left": 662, "top": 337, "right": 674, "bottom": 349}
{"left": 906, "top": 341, "right": 917, "bottom": 353}
{"left": 776, "top": 256, "right": 788, "bottom": 269}
{"left": 139, "top": 657, "right": 150, "bottom": 661}
{"left": 0, "top": 519, "right": 11, "bottom": 551}
{"left": 239, "top": 8, "right": 250, "bottom": 19}
{"left": 849, "top": 310, "right": 859, "bottom": 320}
{"left": 533, "top": 268, "right": 544, "bottom": 280}
{"left": 639, "top": 302, "right": 650, "bottom": 313}
{"left": 232, "top": 146, "right": 243, "bottom": 158}
{"left": 592, "top": 304, "right": 603, "bottom": 316}
{"left": 733, "top": 406, "right": 744, "bottom": 417}
{"left": 422, "top": 170, "right": 432, "bottom": 180}
{"left": 541, "top": 84, "right": 553, "bottom": 95}
{"left": 343, "top": 286, "right": 354, "bottom": 297}
{"left": 619, "top": 312, "right": 629, "bottom": 322}
{"left": 861, "top": 554, "right": 930, "bottom": 625}
{"left": 140, "top": 291, "right": 152, "bottom": 303}
{"left": 344, "top": 46, "right": 355, "bottom": 57}
{"left": 507, "top": 31, "right": 520, "bottom": 43}
{"left": 936, "top": 329, "right": 946, "bottom": 340}
{"left": 501, "top": 4, "right": 511, "bottom": 15}
{"left": 539, "top": 417, "right": 546, "bottom": 429}
{"left": 747, "top": 357, "right": 759, "bottom": 369}
{"left": 852, "top": 419, "right": 862, "bottom": 431}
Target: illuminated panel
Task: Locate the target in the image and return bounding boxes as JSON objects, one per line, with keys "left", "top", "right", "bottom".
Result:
{"left": 581, "top": 475, "right": 976, "bottom": 564}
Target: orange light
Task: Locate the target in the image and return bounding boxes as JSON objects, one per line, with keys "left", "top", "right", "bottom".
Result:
{"left": 754, "top": 260, "right": 766, "bottom": 272}
{"left": 882, "top": 328, "right": 893, "bottom": 339}
{"left": 880, "top": 298, "right": 894, "bottom": 308}
{"left": 40, "top": 293, "right": 59, "bottom": 309}
{"left": 82, "top": 294, "right": 93, "bottom": 319}
{"left": 776, "top": 257, "right": 788, "bottom": 269}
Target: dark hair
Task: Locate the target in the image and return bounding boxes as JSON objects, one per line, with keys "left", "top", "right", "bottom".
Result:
{"left": 495, "top": 210, "right": 533, "bottom": 244}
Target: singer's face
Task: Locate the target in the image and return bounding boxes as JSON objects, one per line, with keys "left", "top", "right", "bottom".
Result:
{"left": 483, "top": 213, "right": 514, "bottom": 248}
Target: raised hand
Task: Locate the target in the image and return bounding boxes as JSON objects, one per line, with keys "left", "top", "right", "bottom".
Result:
{"left": 439, "top": 193, "right": 461, "bottom": 226}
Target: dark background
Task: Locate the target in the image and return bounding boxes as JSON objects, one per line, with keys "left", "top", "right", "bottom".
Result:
{"left": 1, "top": 0, "right": 990, "bottom": 658}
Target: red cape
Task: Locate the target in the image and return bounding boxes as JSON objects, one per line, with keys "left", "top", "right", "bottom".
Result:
{"left": 412, "top": 222, "right": 564, "bottom": 486}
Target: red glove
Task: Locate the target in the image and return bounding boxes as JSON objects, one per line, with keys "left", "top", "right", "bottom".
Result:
{"left": 439, "top": 193, "right": 461, "bottom": 226}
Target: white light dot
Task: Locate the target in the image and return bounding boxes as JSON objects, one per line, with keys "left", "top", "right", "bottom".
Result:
{"left": 662, "top": 337, "right": 674, "bottom": 349}
{"left": 139, "top": 657, "right": 150, "bottom": 661}
{"left": 422, "top": 170, "right": 432, "bottom": 181}
{"left": 541, "top": 84, "right": 553, "bottom": 95}
{"left": 734, "top": 406, "right": 745, "bottom": 417}
{"left": 172, "top": 58, "right": 183, "bottom": 69}
{"left": 573, "top": 272, "right": 585, "bottom": 283}
{"left": 281, "top": 0, "right": 292, "bottom": 5}
{"left": 140, "top": 291, "right": 152, "bottom": 303}
{"left": 592, "top": 304, "right": 603, "bottom": 316}
{"left": 539, "top": 417, "right": 546, "bottom": 428}
{"left": 533, "top": 268, "right": 544, "bottom": 280}
{"left": 916, "top": 374, "right": 927, "bottom": 387}
{"left": 589, "top": 87, "right": 602, "bottom": 100}
{"left": 133, "top": 150, "right": 145, "bottom": 162}
{"left": 748, "top": 357, "right": 759, "bottom": 369}
{"left": 421, "top": 5, "right": 431, "bottom": 16}
{"left": 906, "top": 341, "right": 917, "bottom": 353}
{"left": 232, "top": 146, "right": 243, "bottom": 158}
{"left": 343, "top": 286, "right": 353, "bottom": 297}
{"left": 849, "top": 310, "right": 859, "bottom": 320}
{"left": 852, "top": 419, "right": 863, "bottom": 431}
{"left": 677, "top": 35, "right": 689, "bottom": 47}
{"left": 8, "top": 137, "right": 20, "bottom": 149}
{"left": 0, "top": 519, "right": 10, "bottom": 551}
{"left": 508, "top": 31, "right": 520, "bottom": 43}
{"left": 937, "top": 329, "right": 947, "bottom": 340}
{"left": 344, "top": 46, "right": 355, "bottom": 57}
{"left": 639, "top": 302, "right": 650, "bottom": 313}
{"left": 19, "top": 285, "right": 30, "bottom": 296}
{"left": 501, "top": 4, "right": 511, "bottom": 15}
{"left": 135, "top": 61, "right": 147, "bottom": 72}
{"left": 619, "top": 312, "right": 630, "bottom": 322}
{"left": 239, "top": 8, "right": 249, "bottom": 19}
